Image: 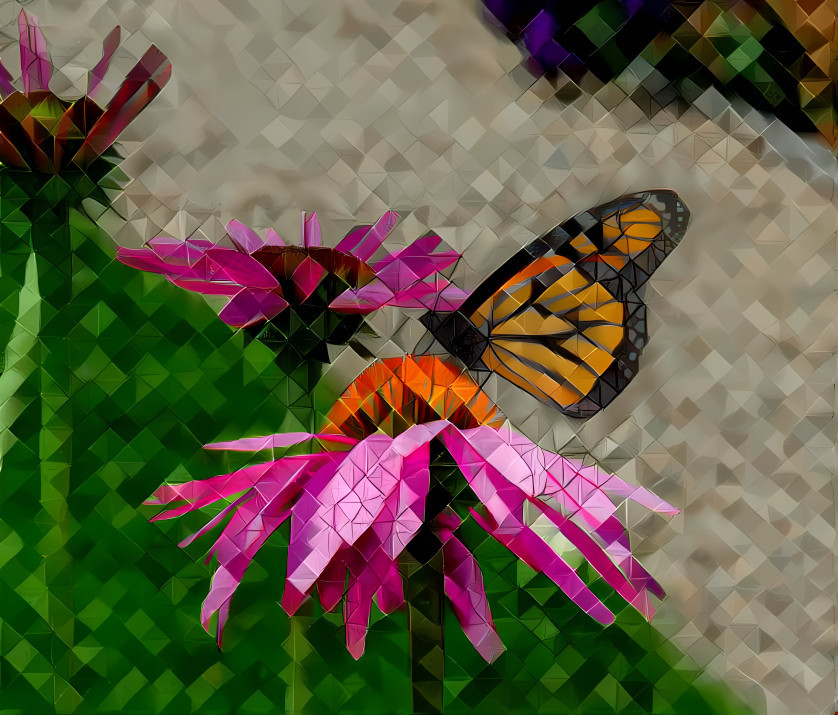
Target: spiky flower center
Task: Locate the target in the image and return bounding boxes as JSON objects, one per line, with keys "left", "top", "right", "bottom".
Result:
{"left": 0, "top": 91, "right": 106, "bottom": 173}
{"left": 323, "top": 356, "right": 505, "bottom": 440}
{"left": 251, "top": 245, "right": 375, "bottom": 305}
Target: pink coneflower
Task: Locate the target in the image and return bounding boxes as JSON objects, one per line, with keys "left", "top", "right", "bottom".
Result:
{"left": 0, "top": 10, "right": 171, "bottom": 173}
{"left": 146, "top": 355, "right": 677, "bottom": 661}
{"left": 117, "top": 211, "right": 469, "bottom": 329}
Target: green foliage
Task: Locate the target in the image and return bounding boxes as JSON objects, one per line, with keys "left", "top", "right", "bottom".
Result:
{"left": 0, "top": 170, "right": 760, "bottom": 713}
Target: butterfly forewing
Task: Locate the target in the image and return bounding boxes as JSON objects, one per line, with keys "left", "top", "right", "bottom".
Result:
{"left": 422, "top": 189, "right": 690, "bottom": 418}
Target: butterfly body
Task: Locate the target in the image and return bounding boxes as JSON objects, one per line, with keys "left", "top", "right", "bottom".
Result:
{"left": 421, "top": 190, "right": 689, "bottom": 418}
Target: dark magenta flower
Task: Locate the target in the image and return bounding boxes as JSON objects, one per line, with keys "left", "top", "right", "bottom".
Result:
{"left": 116, "top": 212, "right": 468, "bottom": 359}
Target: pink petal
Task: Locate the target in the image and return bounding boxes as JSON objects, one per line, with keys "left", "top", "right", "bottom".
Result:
{"left": 205, "top": 433, "right": 359, "bottom": 451}
{"left": 264, "top": 229, "right": 285, "bottom": 247}
{"left": 73, "top": 45, "right": 172, "bottom": 167}
{"left": 442, "top": 427, "right": 614, "bottom": 623}
{"left": 168, "top": 278, "right": 242, "bottom": 297}
{"left": 330, "top": 277, "right": 469, "bottom": 313}
{"left": 291, "top": 256, "right": 326, "bottom": 302}
{"left": 18, "top": 11, "right": 52, "bottom": 93}
{"left": 295, "top": 433, "right": 430, "bottom": 658}
{"left": 375, "top": 558, "right": 404, "bottom": 614}
{"left": 150, "top": 454, "right": 332, "bottom": 647}
{"left": 146, "top": 236, "right": 218, "bottom": 262}
{"left": 530, "top": 497, "right": 662, "bottom": 619}
{"left": 218, "top": 288, "right": 287, "bottom": 328}
{"left": 470, "top": 506, "right": 614, "bottom": 625}
{"left": 116, "top": 246, "right": 187, "bottom": 276}
{"left": 146, "top": 455, "right": 327, "bottom": 520}
{"left": 116, "top": 241, "right": 267, "bottom": 292}
{"left": 200, "top": 498, "right": 294, "bottom": 644}
{"left": 88, "top": 26, "right": 120, "bottom": 95}
{"left": 226, "top": 219, "right": 263, "bottom": 254}
{"left": 302, "top": 211, "right": 321, "bottom": 247}
{"left": 434, "top": 511, "right": 505, "bottom": 663}
{"left": 374, "top": 251, "right": 461, "bottom": 290}
{"left": 343, "top": 559, "right": 380, "bottom": 659}
{"left": 179, "top": 492, "right": 252, "bottom": 548}
{"left": 316, "top": 555, "right": 348, "bottom": 612}
{"left": 329, "top": 280, "right": 394, "bottom": 314}
{"left": 341, "top": 540, "right": 406, "bottom": 659}
{"left": 373, "top": 234, "right": 458, "bottom": 273}
{"left": 334, "top": 211, "right": 398, "bottom": 261}
{"left": 283, "top": 425, "right": 438, "bottom": 608}
{"left": 204, "top": 248, "right": 278, "bottom": 289}
{"left": 284, "top": 436, "right": 400, "bottom": 599}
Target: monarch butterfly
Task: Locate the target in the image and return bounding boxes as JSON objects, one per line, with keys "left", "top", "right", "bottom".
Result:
{"left": 420, "top": 189, "right": 690, "bottom": 418}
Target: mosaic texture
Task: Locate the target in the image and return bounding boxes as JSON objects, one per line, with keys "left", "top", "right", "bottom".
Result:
{"left": 143, "top": 354, "right": 676, "bottom": 653}
{"left": 0, "top": 1, "right": 835, "bottom": 714}
{"left": 482, "top": 0, "right": 838, "bottom": 149}
{"left": 115, "top": 211, "right": 468, "bottom": 362}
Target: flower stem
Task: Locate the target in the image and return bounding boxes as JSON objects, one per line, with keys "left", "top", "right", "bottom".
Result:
{"left": 404, "top": 548, "right": 445, "bottom": 714}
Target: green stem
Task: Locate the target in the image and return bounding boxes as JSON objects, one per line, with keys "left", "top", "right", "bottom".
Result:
{"left": 404, "top": 549, "right": 445, "bottom": 715}
{"left": 0, "top": 250, "right": 42, "bottom": 463}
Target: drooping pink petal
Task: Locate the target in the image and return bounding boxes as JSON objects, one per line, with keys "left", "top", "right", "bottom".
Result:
{"left": 469, "top": 505, "right": 614, "bottom": 624}
{"left": 302, "top": 211, "right": 321, "bottom": 247}
{"left": 433, "top": 509, "right": 505, "bottom": 663}
{"left": 201, "top": 497, "right": 294, "bottom": 645}
{"left": 527, "top": 496, "right": 661, "bottom": 619}
{"left": 283, "top": 435, "right": 402, "bottom": 603}
{"left": 73, "top": 45, "right": 172, "bottom": 167}
{"left": 226, "top": 219, "right": 264, "bottom": 254}
{"left": 18, "top": 11, "right": 52, "bottom": 94}
{"left": 448, "top": 426, "right": 670, "bottom": 615}
{"left": 343, "top": 546, "right": 394, "bottom": 659}
{"left": 205, "top": 433, "right": 359, "bottom": 451}
{"left": 334, "top": 211, "right": 398, "bottom": 261}
{"left": 316, "top": 552, "right": 350, "bottom": 612}
{"left": 88, "top": 26, "right": 121, "bottom": 95}
{"left": 374, "top": 557, "right": 404, "bottom": 614}
{"left": 506, "top": 442, "right": 671, "bottom": 604}
{"left": 218, "top": 288, "right": 288, "bottom": 327}
{"left": 179, "top": 492, "right": 253, "bottom": 548}
{"left": 322, "top": 439, "right": 432, "bottom": 659}
{"left": 291, "top": 256, "right": 326, "bottom": 302}
{"left": 442, "top": 427, "right": 615, "bottom": 624}
{"left": 283, "top": 424, "right": 441, "bottom": 611}
{"left": 146, "top": 454, "right": 328, "bottom": 521}
{"left": 155, "top": 452, "right": 337, "bottom": 647}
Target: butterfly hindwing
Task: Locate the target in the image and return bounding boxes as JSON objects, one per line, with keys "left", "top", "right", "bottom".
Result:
{"left": 421, "top": 189, "right": 690, "bottom": 418}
